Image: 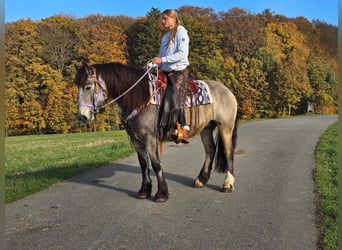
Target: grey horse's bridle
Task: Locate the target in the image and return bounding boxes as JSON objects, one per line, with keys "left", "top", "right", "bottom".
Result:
{"left": 79, "top": 66, "right": 108, "bottom": 114}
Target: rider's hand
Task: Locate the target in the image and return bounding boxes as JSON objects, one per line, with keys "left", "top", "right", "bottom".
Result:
{"left": 151, "top": 57, "right": 162, "bottom": 64}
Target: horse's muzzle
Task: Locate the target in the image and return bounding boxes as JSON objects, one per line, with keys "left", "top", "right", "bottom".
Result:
{"left": 77, "top": 108, "right": 94, "bottom": 123}
{"left": 78, "top": 113, "right": 89, "bottom": 123}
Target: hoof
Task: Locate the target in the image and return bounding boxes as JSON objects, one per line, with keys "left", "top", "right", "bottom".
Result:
{"left": 221, "top": 185, "right": 234, "bottom": 193}
{"left": 137, "top": 184, "right": 152, "bottom": 199}
{"left": 222, "top": 172, "right": 235, "bottom": 193}
{"left": 155, "top": 192, "right": 169, "bottom": 202}
{"left": 137, "top": 191, "right": 151, "bottom": 199}
{"left": 193, "top": 178, "right": 205, "bottom": 188}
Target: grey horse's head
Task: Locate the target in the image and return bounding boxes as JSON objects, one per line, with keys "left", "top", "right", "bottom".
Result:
{"left": 74, "top": 63, "right": 108, "bottom": 123}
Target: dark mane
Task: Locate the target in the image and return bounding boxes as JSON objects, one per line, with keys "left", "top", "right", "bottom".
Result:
{"left": 76, "top": 62, "right": 151, "bottom": 111}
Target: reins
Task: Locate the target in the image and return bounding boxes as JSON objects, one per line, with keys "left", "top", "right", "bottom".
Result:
{"left": 87, "top": 61, "right": 166, "bottom": 156}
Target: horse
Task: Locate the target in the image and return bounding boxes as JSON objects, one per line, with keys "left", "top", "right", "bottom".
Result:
{"left": 74, "top": 62, "right": 238, "bottom": 202}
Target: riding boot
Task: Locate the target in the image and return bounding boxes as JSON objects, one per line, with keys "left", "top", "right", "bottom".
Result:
{"left": 170, "top": 123, "right": 181, "bottom": 143}
{"left": 181, "top": 125, "right": 190, "bottom": 144}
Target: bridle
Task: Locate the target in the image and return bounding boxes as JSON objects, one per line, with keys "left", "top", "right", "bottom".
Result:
{"left": 79, "top": 62, "right": 158, "bottom": 114}
{"left": 79, "top": 66, "right": 109, "bottom": 113}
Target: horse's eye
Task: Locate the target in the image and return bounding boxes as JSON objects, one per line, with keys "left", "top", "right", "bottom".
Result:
{"left": 85, "top": 86, "right": 92, "bottom": 91}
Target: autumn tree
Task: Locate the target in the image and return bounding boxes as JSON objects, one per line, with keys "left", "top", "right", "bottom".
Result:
{"left": 36, "top": 15, "right": 82, "bottom": 78}
{"left": 221, "top": 56, "right": 238, "bottom": 91}
{"left": 5, "top": 19, "right": 43, "bottom": 135}
{"left": 110, "top": 15, "right": 136, "bottom": 32}
{"left": 218, "top": 7, "right": 265, "bottom": 62}
{"left": 313, "top": 20, "right": 338, "bottom": 63}
{"left": 178, "top": 5, "right": 218, "bottom": 19}
{"left": 179, "top": 7, "right": 223, "bottom": 79}
{"left": 308, "top": 60, "right": 337, "bottom": 114}
{"left": 254, "top": 49, "right": 279, "bottom": 116}
{"left": 6, "top": 18, "right": 79, "bottom": 135}
{"left": 260, "top": 22, "right": 312, "bottom": 116}
{"left": 82, "top": 17, "right": 127, "bottom": 64}
{"left": 33, "top": 64, "right": 71, "bottom": 133}
{"left": 234, "top": 57, "right": 268, "bottom": 119}
{"left": 127, "top": 7, "right": 161, "bottom": 66}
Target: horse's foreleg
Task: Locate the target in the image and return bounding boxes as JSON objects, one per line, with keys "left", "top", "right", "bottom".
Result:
{"left": 150, "top": 156, "right": 169, "bottom": 202}
{"left": 136, "top": 152, "right": 152, "bottom": 199}
{"left": 145, "top": 140, "right": 169, "bottom": 202}
{"left": 152, "top": 162, "right": 169, "bottom": 202}
{"left": 193, "top": 124, "right": 216, "bottom": 188}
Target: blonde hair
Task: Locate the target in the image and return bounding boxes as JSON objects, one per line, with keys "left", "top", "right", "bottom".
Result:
{"left": 162, "top": 9, "right": 180, "bottom": 47}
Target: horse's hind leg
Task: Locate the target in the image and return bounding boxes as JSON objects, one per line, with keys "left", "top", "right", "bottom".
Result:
{"left": 218, "top": 125, "right": 236, "bottom": 193}
{"left": 193, "top": 122, "right": 216, "bottom": 188}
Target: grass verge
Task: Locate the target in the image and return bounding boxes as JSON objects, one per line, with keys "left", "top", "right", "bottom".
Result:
{"left": 5, "top": 131, "right": 135, "bottom": 204}
{"left": 315, "top": 122, "right": 338, "bottom": 250}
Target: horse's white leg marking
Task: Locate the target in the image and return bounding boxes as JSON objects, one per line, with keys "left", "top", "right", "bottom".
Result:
{"left": 194, "top": 177, "right": 205, "bottom": 188}
{"left": 223, "top": 171, "right": 235, "bottom": 190}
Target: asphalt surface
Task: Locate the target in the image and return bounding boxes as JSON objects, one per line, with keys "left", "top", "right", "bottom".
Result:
{"left": 5, "top": 115, "right": 337, "bottom": 249}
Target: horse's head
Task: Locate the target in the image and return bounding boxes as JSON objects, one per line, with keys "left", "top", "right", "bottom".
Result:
{"left": 74, "top": 63, "right": 108, "bottom": 123}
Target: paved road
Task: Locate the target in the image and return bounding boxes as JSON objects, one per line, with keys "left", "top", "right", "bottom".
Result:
{"left": 5, "top": 115, "right": 337, "bottom": 249}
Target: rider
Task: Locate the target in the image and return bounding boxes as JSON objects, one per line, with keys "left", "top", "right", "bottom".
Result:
{"left": 151, "top": 9, "right": 190, "bottom": 143}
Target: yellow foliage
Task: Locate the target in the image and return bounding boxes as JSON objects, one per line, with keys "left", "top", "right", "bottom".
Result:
{"left": 87, "top": 20, "right": 127, "bottom": 64}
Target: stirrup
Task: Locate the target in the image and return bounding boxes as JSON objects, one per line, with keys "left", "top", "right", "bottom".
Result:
{"left": 181, "top": 127, "right": 189, "bottom": 144}
{"left": 171, "top": 123, "right": 189, "bottom": 144}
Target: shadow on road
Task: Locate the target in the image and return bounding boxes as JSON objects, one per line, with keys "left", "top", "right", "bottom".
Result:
{"left": 68, "top": 161, "right": 223, "bottom": 199}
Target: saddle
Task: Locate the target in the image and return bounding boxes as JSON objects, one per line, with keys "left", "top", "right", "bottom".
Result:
{"left": 157, "top": 71, "right": 199, "bottom": 94}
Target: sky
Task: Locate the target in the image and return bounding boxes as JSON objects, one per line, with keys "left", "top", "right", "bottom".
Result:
{"left": 5, "top": 0, "right": 338, "bottom": 26}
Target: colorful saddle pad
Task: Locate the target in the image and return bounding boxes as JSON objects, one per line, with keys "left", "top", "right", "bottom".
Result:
{"left": 149, "top": 80, "right": 212, "bottom": 107}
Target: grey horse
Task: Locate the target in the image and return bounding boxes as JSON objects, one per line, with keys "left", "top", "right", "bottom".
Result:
{"left": 75, "top": 62, "right": 238, "bottom": 202}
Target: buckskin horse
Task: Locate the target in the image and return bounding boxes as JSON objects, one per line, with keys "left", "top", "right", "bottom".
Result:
{"left": 74, "top": 62, "right": 238, "bottom": 202}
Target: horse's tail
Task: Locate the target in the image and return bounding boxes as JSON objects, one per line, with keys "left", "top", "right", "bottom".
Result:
{"left": 214, "top": 116, "right": 238, "bottom": 173}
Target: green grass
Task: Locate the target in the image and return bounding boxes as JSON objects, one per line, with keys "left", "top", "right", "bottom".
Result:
{"left": 315, "top": 122, "right": 338, "bottom": 250}
{"left": 5, "top": 131, "right": 135, "bottom": 204}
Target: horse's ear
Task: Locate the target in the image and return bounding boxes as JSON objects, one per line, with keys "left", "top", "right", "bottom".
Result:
{"left": 82, "top": 62, "right": 93, "bottom": 75}
{"left": 74, "top": 64, "right": 80, "bottom": 72}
